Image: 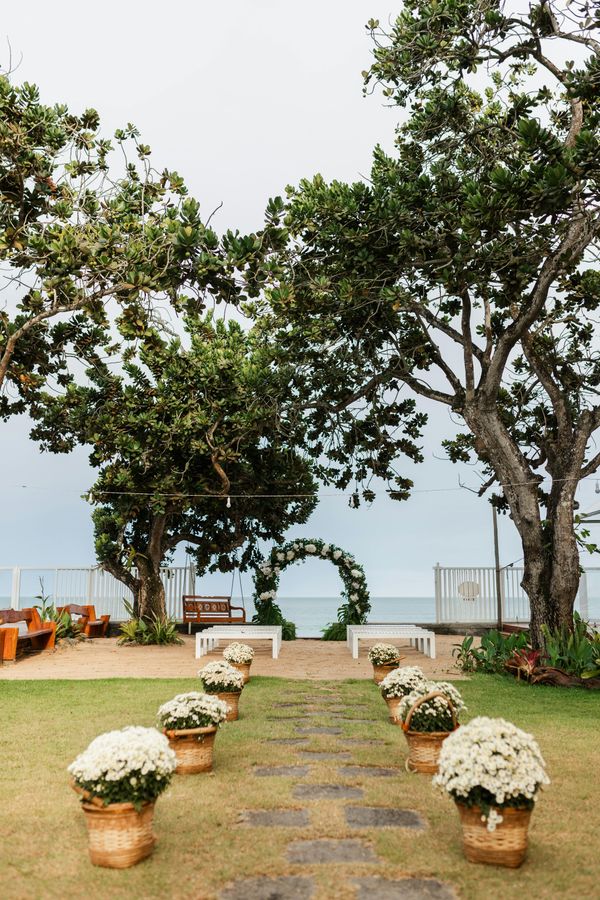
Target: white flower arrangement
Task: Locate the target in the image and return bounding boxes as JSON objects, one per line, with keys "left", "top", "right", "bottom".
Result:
{"left": 398, "top": 680, "right": 466, "bottom": 733}
{"left": 379, "top": 665, "right": 427, "bottom": 699}
{"left": 157, "top": 692, "right": 228, "bottom": 730}
{"left": 433, "top": 717, "right": 550, "bottom": 831}
{"left": 68, "top": 726, "right": 176, "bottom": 807}
{"left": 198, "top": 660, "right": 244, "bottom": 693}
{"left": 368, "top": 643, "right": 401, "bottom": 666}
{"left": 223, "top": 642, "right": 254, "bottom": 664}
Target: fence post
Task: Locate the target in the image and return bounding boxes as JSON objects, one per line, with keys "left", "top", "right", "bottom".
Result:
{"left": 578, "top": 570, "right": 589, "bottom": 619}
{"left": 434, "top": 563, "right": 442, "bottom": 623}
{"left": 10, "top": 567, "right": 21, "bottom": 609}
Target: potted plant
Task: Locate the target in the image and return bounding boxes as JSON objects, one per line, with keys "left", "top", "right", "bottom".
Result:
{"left": 398, "top": 681, "right": 466, "bottom": 774}
{"left": 379, "top": 666, "right": 426, "bottom": 722}
{"left": 68, "top": 726, "right": 176, "bottom": 868}
{"left": 198, "top": 660, "right": 245, "bottom": 720}
{"left": 367, "top": 643, "right": 404, "bottom": 683}
{"left": 434, "top": 716, "right": 550, "bottom": 867}
{"left": 223, "top": 641, "right": 254, "bottom": 683}
{"left": 157, "top": 692, "right": 228, "bottom": 774}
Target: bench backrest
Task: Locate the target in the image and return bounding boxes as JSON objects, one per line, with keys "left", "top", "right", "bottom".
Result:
{"left": 0, "top": 608, "right": 45, "bottom": 631}
{"left": 60, "top": 604, "right": 90, "bottom": 618}
{"left": 182, "top": 596, "right": 235, "bottom": 622}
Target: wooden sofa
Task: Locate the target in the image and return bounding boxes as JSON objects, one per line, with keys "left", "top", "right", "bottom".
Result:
{"left": 0, "top": 608, "right": 57, "bottom": 664}
{"left": 182, "top": 595, "right": 246, "bottom": 633}
{"left": 57, "top": 604, "right": 111, "bottom": 638}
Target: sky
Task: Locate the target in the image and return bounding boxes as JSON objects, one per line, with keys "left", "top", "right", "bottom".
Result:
{"left": 2, "top": 1, "right": 600, "bottom": 599}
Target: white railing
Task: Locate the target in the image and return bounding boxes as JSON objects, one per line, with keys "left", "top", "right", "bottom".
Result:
{"left": 434, "top": 564, "right": 589, "bottom": 624}
{"left": 0, "top": 565, "right": 197, "bottom": 620}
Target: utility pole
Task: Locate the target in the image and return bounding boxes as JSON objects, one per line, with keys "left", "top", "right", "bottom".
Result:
{"left": 492, "top": 506, "right": 503, "bottom": 631}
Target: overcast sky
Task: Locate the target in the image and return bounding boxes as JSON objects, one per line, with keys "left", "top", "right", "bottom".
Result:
{"left": 2, "top": 1, "right": 599, "bottom": 600}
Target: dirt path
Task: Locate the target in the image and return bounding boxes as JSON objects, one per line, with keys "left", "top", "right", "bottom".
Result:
{"left": 0, "top": 634, "right": 465, "bottom": 680}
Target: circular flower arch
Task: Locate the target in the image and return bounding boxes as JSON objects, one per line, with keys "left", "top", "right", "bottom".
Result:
{"left": 252, "top": 538, "right": 371, "bottom": 631}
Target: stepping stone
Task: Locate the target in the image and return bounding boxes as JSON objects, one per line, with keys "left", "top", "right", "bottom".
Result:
{"left": 298, "top": 751, "right": 352, "bottom": 760}
{"left": 345, "top": 807, "right": 425, "bottom": 829}
{"left": 339, "top": 766, "right": 399, "bottom": 778}
{"left": 293, "top": 783, "right": 364, "bottom": 800}
{"left": 266, "top": 715, "right": 312, "bottom": 721}
{"left": 336, "top": 718, "right": 380, "bottom": 724}
{"left": 254, "top": 766, "right": 310, "bottom": 778}
{"left": 274, "top": 702, "right": 305, "bottom": 708}
{"left": 287, "top": 839, "right": 377, "bottom": 864}
{"left": 296, "top": 726, "right": 342, "bottom": 735}
{"left": 341, "top": 738, "right": 386, "bottom": 745}
{"left": 267, "top": 738, "right": 309, "bottom": 745}
{"left": 239, "top": 809, "right": 310, "bottom": 827}
{"left": 352, "top": 877, "right": 455, "bottom": 899}
{"left": 219, "top": 876, "right": 315, "bottom": 899}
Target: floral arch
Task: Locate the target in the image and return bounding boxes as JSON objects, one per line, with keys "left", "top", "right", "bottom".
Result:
{"left": 252, "top": 539, "right": 371, "bottom": 636}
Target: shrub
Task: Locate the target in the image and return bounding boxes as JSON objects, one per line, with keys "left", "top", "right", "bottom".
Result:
{"left": 117, "top": 601, "right": 183, "bottom": 646}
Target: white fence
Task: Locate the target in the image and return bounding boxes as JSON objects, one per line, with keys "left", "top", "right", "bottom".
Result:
{"left": 0, "top": 565, "right": 197, "bottom": 621}
{"left": 434, "top": 564, "right": 590, "bottom": 624}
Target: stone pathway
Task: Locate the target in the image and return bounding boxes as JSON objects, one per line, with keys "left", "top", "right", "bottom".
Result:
{"left": 218, "top": 683, "right": 455, "bottom": 900}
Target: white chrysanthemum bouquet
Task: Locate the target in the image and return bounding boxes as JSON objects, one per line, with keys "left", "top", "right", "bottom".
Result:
{"left": 198, "top": 660, "right": 244, "bottom": 693}
{"left": 433, "top": 717, "right": 550, "bottom": 830}
{"left": 368, "top": 643, "right": 401, "bottom": 665}
{"left": 398, "top": 681, "right": 466, "bottom": 733}
{"left": 380, "top": 665, "right": 427, "bottom": 699}
{"left": 68, "top": 726, "right": 176, "bottom": 808}
{"left": 223, "top": 642, "right": 254, "bottom": 664}
{"left": 157, "top": 692, "right": 228, "bottom": 731}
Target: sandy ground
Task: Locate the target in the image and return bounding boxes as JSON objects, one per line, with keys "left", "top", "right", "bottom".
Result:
{"left": 0, "top": 633, "right": 466, "bottom": 680}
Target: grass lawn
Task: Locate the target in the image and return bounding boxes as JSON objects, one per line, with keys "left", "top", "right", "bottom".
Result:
{"left": 0, "top": 673, "right": 598, "bottom": 899}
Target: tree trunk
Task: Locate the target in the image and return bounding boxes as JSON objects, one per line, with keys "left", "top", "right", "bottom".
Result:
{"left": 136, "top": 559, "right": 167, "bottom": 621}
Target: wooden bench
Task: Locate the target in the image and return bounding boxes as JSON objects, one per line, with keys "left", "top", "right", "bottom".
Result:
{"left": 0, "top": 608, "right": 57, "bottom": 664}
{"left": 57, "top": 604, "right": 111, "bottom": 638}
{"left": 182, "top": 595, "right": 246, "bottom": 634}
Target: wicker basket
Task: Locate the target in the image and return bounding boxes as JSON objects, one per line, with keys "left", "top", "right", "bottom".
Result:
{"left": 217, "top": 690, "right": 242, "bottom": 721}
{"left": 80, "top": 798, "right": 156, "bottom": 868}
{"left": 384, "top": 695, "right": 403, "bottom": 724}
{"left": 229, "top": 661, "right": 251, "bottom": 684}
{"left": 402, "top": 690, "right": 458, "bottom": 774}
{"left": 165, "top": 725, "right": 218, "bottom": 774}
{"left": 372, "top": 659, "right": 403, "bottom": 684}
{"left": 456, "top": 803, "right": 532, "bottom": 868}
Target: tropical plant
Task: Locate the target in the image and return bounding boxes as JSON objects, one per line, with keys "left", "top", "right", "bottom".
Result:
{"left": 541, "top": 613, "right": 600, "bottom": 677}
{"left": 321, "top": 621, "right": 347, "bottom": 641}
{"left": 252, "top": 2, "right": 600, "bottom": 648}
{"left": 453, "top": 631, "right": 529, "bottom": 674}
{"left": 32, "top": 580, "right": 82, "bottom": 641}
{"left": 117, "top": 601, "right": 183, "bottom": 646}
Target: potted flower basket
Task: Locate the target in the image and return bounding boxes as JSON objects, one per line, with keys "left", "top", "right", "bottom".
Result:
{"left": 434, "top": 716, "right": 550, "bottom": 868}
{"left": 398, "top": 681, "right": 465, "bottom": 774}
{"left": 223, "top": 641, "right": 254, "bottom": 683}
{"left": 198, "top": 660, "right": 245, "bottom": 721}
{"left": 157, "top": 692, "right": 228, "bottom": 774}
{"left": 68, "top": 726, "right": 176, "bottom": 868}
{"left": 379, "top": 666, "right": 426, "bottom": 723}
{"left": 367, "top": 643, "right": 404, "bottom": 683}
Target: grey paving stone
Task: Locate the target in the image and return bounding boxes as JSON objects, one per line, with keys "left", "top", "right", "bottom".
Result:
{"left": 239, "top": 808, "right": 310, "bottom": 827}
{"left": 219, "top": 876, "right": 315, "bottom": 899}
{"left": 287, "top": 838, "right": 377, "bottom": 864}
{"left": 344, "top": 807, "right": 425, "bottom": 829}
{"left": 254, "top": 765, "right": 310, "bottom": 778}
{"left": 339, "top": 766, "right": 399, "bottom": 778}
{"left": 274, "top": 702, "right": 306, "bottom": 708}
{"left": 352, "top": 877, "right": 455, "bottom": 899}
{"left": 266, "top": 715, "right": 312, "bottom": 720}
{"left": 266, "top": 738, "right": 309, "bottom": 745}
{"left": 296, "top": 726, "right": 342, "bottom": 735}
{"left": 293, "top": 783, "right": 364, "bottom": 800}
{"left": 298, "top": 751, "right": 352, "bottom": 760}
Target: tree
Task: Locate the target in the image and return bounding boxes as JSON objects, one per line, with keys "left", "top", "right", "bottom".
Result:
{"left": 253, "top": 1, "right": 600, "bottom": 647}
{"left": 31, "top": 315, "right": 316, "bottom": 619}
{"left": 0, "top": 76, "right": 241, "bottom": 417}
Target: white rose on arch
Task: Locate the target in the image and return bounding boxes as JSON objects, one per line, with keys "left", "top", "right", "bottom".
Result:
{"left": 277, "top": 553, "right": 285, "bottom": 562}
{"left": 333, "top": 550, "right": 342, "bottom": 560}
{"left": 350, "top": 594, "right": 359, "bottom": 602}
{"left": 286, "top": 550, "right": 295, "bottom": 560}
{"left": 351, "top": 569, "right": 361, "bottom": 577}
{"left": 259, "top": 591, "right": 272, "bottom": 601}
{"left": 305, "top": 544, "right": 317, "bottom": 553}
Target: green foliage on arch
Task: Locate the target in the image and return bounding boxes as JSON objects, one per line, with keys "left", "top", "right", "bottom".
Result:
{"left": 252, "top": 538, "right": 371, "bottom": 639}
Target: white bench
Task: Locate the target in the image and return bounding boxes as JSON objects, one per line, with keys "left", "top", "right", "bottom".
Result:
{"left": 195, "top": 625, "right": 283, "bottom": 660}
{"left": 347, "top": 624, "right": 436, "bottom": 660}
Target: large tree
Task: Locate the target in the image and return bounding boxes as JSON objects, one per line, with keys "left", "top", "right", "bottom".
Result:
{"left": 31, "top": 315, "right": 316, "bottom": 619}
{"left": 0, "top": 76, "right": 241, "bottom": 417}
{"left": 253, "top": 1, "right": 600, "bottom": 647}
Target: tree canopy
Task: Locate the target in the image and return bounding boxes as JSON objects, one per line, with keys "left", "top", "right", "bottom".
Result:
{"left": 252, "top": 0, "right": 600, "bottom": 646}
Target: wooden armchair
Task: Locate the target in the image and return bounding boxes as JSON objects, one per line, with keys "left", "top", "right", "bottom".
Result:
{"left": 0, "top": 608, "right": 57, "bottom": 664}
{"left": 57, "top": 604, "right": 111, "bottom": 638}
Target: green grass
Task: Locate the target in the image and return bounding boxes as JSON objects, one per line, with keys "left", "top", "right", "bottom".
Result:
{"left": 0, "top": 674, "right": 598, "bottom": 899}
